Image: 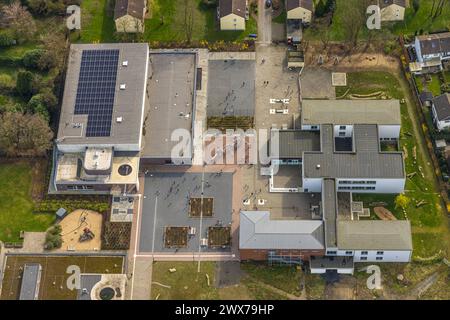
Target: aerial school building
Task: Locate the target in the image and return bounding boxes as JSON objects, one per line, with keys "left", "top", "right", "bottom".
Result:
{"left": 240, "top": 100, "right": 412, "bottom": 273}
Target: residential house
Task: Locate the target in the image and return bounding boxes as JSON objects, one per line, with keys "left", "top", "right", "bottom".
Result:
{"left": 286, "top": 0, "right": 313, "bottom": 24}
{"left": 379, "top": 0, "right": 406, "bottom": 22}
{"left": 218, "top": 0, "right": 247, "bottom": 31}
{"left": 114, "top": 0, "right": 147, "bottom": 33}
{"left": 432, "top": 93, "right": 450, "bottom": 131}
{"left": 412, "top": 32, "right": 450, "bottom": 74}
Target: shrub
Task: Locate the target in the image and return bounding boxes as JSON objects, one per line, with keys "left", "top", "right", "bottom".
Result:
{"left": 44, "top": 224, "right": 62, "bottom": 250}
{"left": 0, "top": 31, "right": 15, "bottom": 47}
{"left": 22, "top": 49, "right": 46, "bottom": 70}
{"left": 16, "top": 70, "right": 34, "bottom": 98}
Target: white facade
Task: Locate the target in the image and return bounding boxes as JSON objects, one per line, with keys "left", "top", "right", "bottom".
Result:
{"left": 336, "top": 178, "right": 405, "bottom": 194}
{"left": 379, "top": 125, "right": 400, "bottom": 140}
{"left": 353, "top": 250, "right": 411, "bottom": 263}
{"left": 57, "top": 143, "right": 140, "bottom": 153}
{"left": 380, "top": 4, "right": 405, "bottom": 22}
{"left": 303, "top": 177, "right": 322, "bottom": 192}
{"left": 334, "top": 125, "right": 353, "bottom": 138}
{"left": 414, "top": 36, "right": 450, "bottom": 63}
{"left": 432, "top": 103, "right": 450, "bottom": 131}
{"left": 310, "top": 267, "right": 354, "bottom": 274}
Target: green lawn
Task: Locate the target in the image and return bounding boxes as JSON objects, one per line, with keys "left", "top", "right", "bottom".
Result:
{"left": 144, "top": 0, "right": 257, "bottom": 42}
{"left": 337, "top": 71, "right": 449, "bottom": 259}
{"left": 304, "top": 0, "right": 450, "bottom": 41}
{"left": 0, "top": 162, "right": 54, "bottom": 243}
{"left": 425, "top": 74, "right": 442, "bottom": 96}
{"left": 75, "top": 0, "right": 116, "bottom": 43}
{"left": 391, "top": 0, "right": 450, "bottom": 36}
{"left": 150, "top": 262, "right": 290, "bottom": 300}
{"left": 241, "top": 262, "right": 302, "bottom": 296}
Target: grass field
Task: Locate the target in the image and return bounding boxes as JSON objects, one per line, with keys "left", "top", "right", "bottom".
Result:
{"left": 336, "top": 71, "right": 449, "bottom": 259}
{"left": 304, "top": 0, "right": 450, "bottom": 41}
{"left": 0, "top": 162, "right": 54, "bottom": 243}
{"left": 76, "top": 0, "right": 115, "bottom": 43}
{"left": 144, "top": 0, "right": 257, "bottom": 42}
{"left": 150, "top": 262, "right": 298, "bottom": 300}
{"left": 0, "top": 255, "right": 124, "bottom": 300}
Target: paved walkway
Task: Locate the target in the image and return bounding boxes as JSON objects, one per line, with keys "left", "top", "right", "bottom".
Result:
{"left": 257, "top": 0, "right": 272, "bottom": 45}
{"left": 130, "top": 256, "right": 153, "bottom": 300}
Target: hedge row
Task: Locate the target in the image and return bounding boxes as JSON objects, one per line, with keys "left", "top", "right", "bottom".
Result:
{"left": 34, "top": 199, "right": 110, "bottom": 214}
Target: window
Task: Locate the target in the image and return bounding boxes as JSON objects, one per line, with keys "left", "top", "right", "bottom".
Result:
{"left": 361, "top": 251, "right": 368, "bottom": 255}
{"left": 339, "top": 126, "right": 346, "bottom": 130}
{"left": 339, "top": 132, "right": 346, "bottom": 137}
{"left": 345, "top": 251, "right": 353, "bottom": 255}
{"left": 311, "top": 126, "right": 318, "bottom": 130}
{"left": 360, "top": 257, "right": 367, "bottom": 261}
{"left": 376, "top": 251, "right": 384, "bottom": 255}
{"left": 327, "top": 251, "right": 337, "bottom": 255}
{"left": 376, "top": 257, "right": 383, "bottom": 261}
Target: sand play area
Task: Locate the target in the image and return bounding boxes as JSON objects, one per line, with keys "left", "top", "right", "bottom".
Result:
{"left": 59, "top": 209, "right": 103, "bottom": 251}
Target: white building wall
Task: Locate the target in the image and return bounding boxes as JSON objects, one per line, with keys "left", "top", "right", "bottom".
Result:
{"left": 303, "top": 178, "right": 322, "bottom": 192}
{"left": 300, "top": 124, "right": 320, "bottom": 131}
{"left": 353, "top": 250, "right": 411, "bottom": 262}
{"left": 379, "top": 125, "right": 400, "bottom": 140}
{"left": 310, "top": 267, "right": 354, "bottom": 275}
{"left": 336, "top": 178, "right": 405, "bottom": 193}
{"left": 57, "top": 143, "right": 140, "bottom": 153}
{"left": 414, "top": 37, "right": 423, "bottom": 62}
{"left": 432, "top": 104, "right": 450, "bottom": 131}
{"left": 334, "top": 125, "right": 353, "bottom": 138}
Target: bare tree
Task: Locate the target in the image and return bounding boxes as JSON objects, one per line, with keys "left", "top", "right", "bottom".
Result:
{"left": 0, "top": 112, "right": 53, "bottom": 157}
{"left": 429, "top": 0, "right": 447, "bottom": 21}
{"left": 0, "top": 1, "right": 37, "bottom": 42}
{"left": 341, "top": 0, "right": 368, "bottom": 51}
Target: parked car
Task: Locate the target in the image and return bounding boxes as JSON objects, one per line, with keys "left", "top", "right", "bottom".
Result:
{"left": 265, "top": 0, "right": 272, "bottom": 8}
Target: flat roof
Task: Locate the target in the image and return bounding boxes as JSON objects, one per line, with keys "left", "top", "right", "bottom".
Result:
{"left": 19, "top": 263, "right": 41, "bottom": 300}
{"left": 57, "top": 43, "right": 148, "bottom": 146}
{"left": 301, "top": 100, "right": 401, "bottom": 125}
{"left": 272, "top": 130, "right": 320, "bottom": 159}
{"left": 303, "top": 124, "right": 405, "bottom": 179}
{"left": 337, "top": 220, "right": 413, "bottom": 250}
{"left": 322, "top": 179, "right": 337, "bottom": 248}
{"left": 239, "top": 211, "right": 324, "bottom": 250}
{"left": 142, "top": 52, "right": 196, "bottom": 158}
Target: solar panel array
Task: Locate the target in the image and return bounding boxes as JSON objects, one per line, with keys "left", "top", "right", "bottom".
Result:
{"left": 74, "top": 49, "right": 120, "bottom": 137}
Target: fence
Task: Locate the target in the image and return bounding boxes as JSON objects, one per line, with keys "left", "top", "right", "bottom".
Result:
{"left": 398, "top": 35, "right": 450, "bottom": 214}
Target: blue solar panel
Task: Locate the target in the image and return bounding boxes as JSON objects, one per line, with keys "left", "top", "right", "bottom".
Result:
{"left": 74, "top": 49, "right": 119, "bottom": 137}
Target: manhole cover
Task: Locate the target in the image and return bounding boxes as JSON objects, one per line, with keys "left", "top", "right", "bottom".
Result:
{"left": 99, "top": 287, "right": 115, "bottom": 300}
{"left": 118, "top": 164, "right": 132, "bottom": 176}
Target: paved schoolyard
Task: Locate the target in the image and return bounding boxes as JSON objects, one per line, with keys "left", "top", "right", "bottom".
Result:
{"left": 207, "top": 60, "right": 255, "bottom": 117}
{"left": 300, "top": 67, "right": 336, "bottom": 99}
{"left": 139, "top": 171, "right": 233, "bottom": 253}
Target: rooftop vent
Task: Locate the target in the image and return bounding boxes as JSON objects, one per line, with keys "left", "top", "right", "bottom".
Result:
{"left": 316, "top": 164, "right": 321, "bottom": 169}
{"left": 116, "top": 116, "right": 123, "bottom": 123}
{"left": 120, "top": 84, "right": 126, "bottom": 90}
{"left": 122, "top": 61, "right": 128, "bottom": 67}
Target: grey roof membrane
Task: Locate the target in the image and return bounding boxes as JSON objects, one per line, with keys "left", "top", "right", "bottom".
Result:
{"left": 239, "top": 211, "right": 324, "bottom": 250}
{"left": 57, "top": 43, "right": 148, "bottom": 147}
{"left": 19, "top": 264, "right": 41, "bottom": 300}
{"left": 303, "top": 124, "right": 405, "bottom": 179}
{"left": 337, "top": 220, "right": 413, "bottom": 250}
{"left": 322, "top": 179, "right": 337, "bottom": 248}
{"left": 272, "top": 130, "right": 320, "bottom": 159}
{"left": 142, "top": 52, "right": 196, "bottom": 158}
